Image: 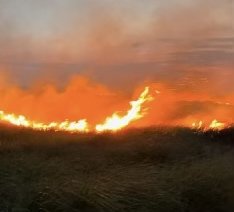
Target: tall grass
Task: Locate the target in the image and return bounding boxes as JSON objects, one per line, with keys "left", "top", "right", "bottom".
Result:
{"left": 0, "top": 125, "right": 234, "bottom": 211}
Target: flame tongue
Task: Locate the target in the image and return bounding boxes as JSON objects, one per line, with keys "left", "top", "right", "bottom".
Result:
{"left": 0, "top": 110, "right": 89, "bottom": 132}
{"left": 95, "top": 87, "right": 153, "bottom": 132}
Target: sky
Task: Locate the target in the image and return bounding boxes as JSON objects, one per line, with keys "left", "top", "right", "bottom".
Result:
{"left": 0, "top": 0, "right": 233, "bottom": 126}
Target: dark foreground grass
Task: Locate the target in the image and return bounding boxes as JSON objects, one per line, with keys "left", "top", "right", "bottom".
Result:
{"left": 1, "top": 125, "right": 234, "bottom": 212}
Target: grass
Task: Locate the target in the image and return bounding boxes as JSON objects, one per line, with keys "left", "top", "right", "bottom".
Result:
{"left": 1, "top": 125, "right": 234, "bottom": 211}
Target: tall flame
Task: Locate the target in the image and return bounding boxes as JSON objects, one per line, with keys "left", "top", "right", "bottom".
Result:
{"left": 95, "top": 87, "right": 153, "bottom": 132}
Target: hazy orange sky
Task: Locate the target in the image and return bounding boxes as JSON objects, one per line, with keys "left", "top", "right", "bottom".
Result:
{"left": 0, "top": 0, "right": 233, "bottom": 126}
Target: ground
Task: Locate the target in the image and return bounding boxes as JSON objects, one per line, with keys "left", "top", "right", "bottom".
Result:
{"left": 1, "top": 125, "right": 234, "bottom": 212}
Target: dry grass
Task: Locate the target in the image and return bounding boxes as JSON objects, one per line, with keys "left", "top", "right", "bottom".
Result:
{"left": 1, "top": 125, "right": 234, "bottom": 211}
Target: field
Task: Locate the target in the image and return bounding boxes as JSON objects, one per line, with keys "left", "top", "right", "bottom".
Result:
{"left": 1, "top": 125, "right": 234, "bottom": 212}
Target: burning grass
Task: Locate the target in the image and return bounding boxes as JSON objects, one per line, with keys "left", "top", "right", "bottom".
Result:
{"left": 1, "top": 126, "right": 234, "bottom": 211}
{"left": 0, "top": 86, "right": 153, "bottom": 133}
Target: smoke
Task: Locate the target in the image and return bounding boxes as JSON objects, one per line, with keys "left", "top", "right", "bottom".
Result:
{"left": 0, "top": 74, "right": 133, "bottom": 124}
{"left": 135, "top": 82, "right": 234, "bottom": 127}
{"left": 0, "top": 0, "right": 233, "bottom": 127}
{"left": 0, "top": 74, "right": 234, "bottom": 128}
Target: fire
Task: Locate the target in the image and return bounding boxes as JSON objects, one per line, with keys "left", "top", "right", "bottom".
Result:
{"left": 192, "top": 121, "right": 203, "bottom": 129}
{"left": 95, "top": 87, "right": 153, "bottom": 132}
{"left": 0, "top": 110, "right": 89, "bottom": 132}
{"left": 209, "top": 119, "right": 225, "bottom": 130}
{"left": 0, "top": 84, "right": 230, "bottom": 133}
{"left": 0, "top": 87, "right": 153, "bottom": 133}
{"left": 192, "top": 119, "right": 226, "bottom": 131}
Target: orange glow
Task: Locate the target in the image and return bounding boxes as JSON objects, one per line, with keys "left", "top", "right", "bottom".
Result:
{"left": 0, "top": 75, "right": 233, "bottom": 133}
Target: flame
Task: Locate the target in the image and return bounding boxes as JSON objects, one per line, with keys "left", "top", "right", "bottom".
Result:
{"left": 191, "top": 119, "right": 226, "bottom": 131}
{"left": 95, "top": 87, "right": 153, "bottom": 132}
{"left": 192, "top": 121, "right": 203, "bottom": 129}
{"left": 209, "top": 119, "right": 225, "bottom": 130}
{"left": 0, "top": 110, "right": 89, "bottom": 132}
{"left": 0, "top": 87, "right": 153, "bottom": 133}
